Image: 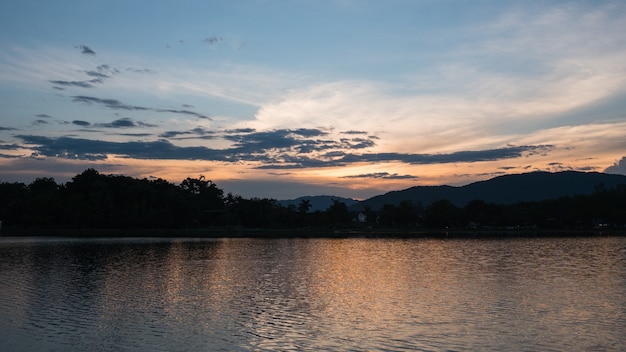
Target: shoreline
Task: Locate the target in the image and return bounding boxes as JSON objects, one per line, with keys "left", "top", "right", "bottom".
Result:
{"left": 2, "top": 227, "right": 625, "bottom": 238}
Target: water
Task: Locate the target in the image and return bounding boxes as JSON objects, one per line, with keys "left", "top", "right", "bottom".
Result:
{"left": 0, "top": 236, "right": 624, "bottom": 351}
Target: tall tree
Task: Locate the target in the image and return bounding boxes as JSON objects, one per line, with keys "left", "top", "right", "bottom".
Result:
{"left": 326, "top": 199, "right": 350, "bottom": 226}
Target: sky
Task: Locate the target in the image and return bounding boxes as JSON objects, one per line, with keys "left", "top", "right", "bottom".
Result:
{"left": 1, "top": 0, "right": 626, "bottom": 200}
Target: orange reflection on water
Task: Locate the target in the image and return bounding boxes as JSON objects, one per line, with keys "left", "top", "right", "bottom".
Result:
{"left": 88, "top": 237, "right": 626, "bottom": 350}
{"left": 287, "top": 239, "right": 433, "bottom": 345}
{"left": 1, "top": 237, "right": 624, "bottom": 351}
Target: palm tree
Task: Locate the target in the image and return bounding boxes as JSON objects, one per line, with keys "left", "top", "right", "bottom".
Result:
{"left": 297, "top": 199, "right": 311, "bottom": 214}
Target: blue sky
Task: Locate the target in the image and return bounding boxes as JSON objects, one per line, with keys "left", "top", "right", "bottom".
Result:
{"left": 1, "top": 0, "right": 626, "bottom": 199}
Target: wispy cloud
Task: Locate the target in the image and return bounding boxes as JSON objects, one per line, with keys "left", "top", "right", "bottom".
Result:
{"left": 85, "top": 71, "right": 109, "bottom": 79}
{"left": 0, "top": 45, "right": 307, "bottom": 111}
{"left": 156, "top": 108, "right": 210, "bottom": 120}
{"left": 76, "top": 45, "right": 96, "bottom": 55}
{"left": 85, "top": 65, "right": 119, "bottom": 79}
{"left": 71, "top": 95, "right": 211, "bottom": 119}
{"left": 95, "top": 118, "right": 157, "bottom": 128}
{"left": 247, "top": 3, "right": 626, "bottom": 157}
{"left": 159, "top": 127, "right": 214, "bottom": 139}
{"left": 70, "top": 118, "right": 157, "bottom": 129}
{"left": 72, "top": 95, "right": 149, "bottom": 110}
{"left": 203, "top": 36, "right": 223, "bottom": 45}
{"left": 341, "top": 172, "right": 418, "bottom": 180}
{"left": 119, "top": 133, "right": 153, "bottom": 137}
{"left": 49, "top": 79, "right": 102, "bottom": 88}
{"left": 95, "top": 118, "right": 139, "bottom": 128}
{"left": 126, "top": 67, "right": 157, "bottom": 74}
{"left": 48, "top": 64, "right": 119, "bottom": 89}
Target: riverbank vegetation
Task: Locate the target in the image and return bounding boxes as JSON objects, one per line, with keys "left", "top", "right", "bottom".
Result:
{"left": 1, "top": 169, "right": 625, "bottom": 235}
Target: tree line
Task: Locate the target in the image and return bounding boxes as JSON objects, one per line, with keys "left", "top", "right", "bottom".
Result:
{"left": 0, "top": 169, "right": 350, "bottom": 231}
{"left": 1, "top": 168, "right": 625, "bottom": 233}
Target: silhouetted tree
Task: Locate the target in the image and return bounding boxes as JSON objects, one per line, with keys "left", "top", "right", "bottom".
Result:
{"left": 423, "top": 199, "right": 462, "bottom": 228}
{"left": 0, "top": 181, "right": 28, "bottom": 228}
{"left": 326, "top": 199, "right": 350, "bottom": 226}
{"left": 235, "top": 197, "right": 282, "bottom": 228}
{"left": 65, "top": 169, "right": 114, "bottom": 228}
{"left": 378, "top": 204, "right": 397, "bottom": 226}
{"left": 298, "top": 199, "right": 311, "bottom": 214}
{"left": 396, "top": 200, "right": 419, "bottom": 226}
{"left": 24, "top": 177, "right": 62, "bottom": 227}
{"left": 296, "top": 199, "right": 312, "bottom": 226}
{"left": 179, "top": 176, "right": 225, "bottom": 227}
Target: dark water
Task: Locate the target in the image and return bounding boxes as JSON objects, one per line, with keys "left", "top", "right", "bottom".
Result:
{"left": 0, "top": 236, "right": 624, "bottom": 351}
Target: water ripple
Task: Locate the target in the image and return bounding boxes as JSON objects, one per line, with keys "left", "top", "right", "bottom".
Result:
{"left": 1, "top": 236, "right": 625, "bottom": 351}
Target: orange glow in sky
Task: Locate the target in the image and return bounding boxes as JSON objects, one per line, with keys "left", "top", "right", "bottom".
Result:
{"left": 1, "top": 1, "right": 626, "bottom": 199}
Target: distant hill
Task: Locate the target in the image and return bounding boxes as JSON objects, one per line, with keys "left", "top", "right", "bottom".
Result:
{"left": 350, "top": 171, "right": 626, "bottom": 211}
{"left": 278, "top": 195, "right": 359, "bottom": 212}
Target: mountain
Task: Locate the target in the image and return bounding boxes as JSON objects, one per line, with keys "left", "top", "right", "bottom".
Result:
{"left": 278, "top": 195, "right": 359, "bottom": 212}
{"left": 350, "top": 171, "right": 626, "bottom": 211}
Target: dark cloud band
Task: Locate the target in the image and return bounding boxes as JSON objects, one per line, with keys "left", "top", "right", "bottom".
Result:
{"left": 341, "top": 172, "right": 419, "bottom": 180}
{"left": 50, "top": 80, "right": 99, "bottom": 88}
{"left": 15, "top": 133, "right": 552, "bottom": 169}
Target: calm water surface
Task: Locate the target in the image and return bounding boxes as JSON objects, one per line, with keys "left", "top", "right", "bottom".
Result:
{"left": 0, "top": 236, "right": 625, "bottom": 351}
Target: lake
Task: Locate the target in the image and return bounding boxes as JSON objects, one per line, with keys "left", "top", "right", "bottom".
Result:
{"left": 0, "top": 235, "right": 624, "bottom": 351}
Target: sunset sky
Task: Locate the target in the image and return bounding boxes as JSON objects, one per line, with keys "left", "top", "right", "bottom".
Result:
{"left": 2, "top": 0, "right": 626, "bottom": 200}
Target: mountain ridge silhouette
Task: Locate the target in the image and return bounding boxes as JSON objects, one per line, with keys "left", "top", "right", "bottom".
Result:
{"left": 347, "top": 171, "right": 626, "bottom": 211}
